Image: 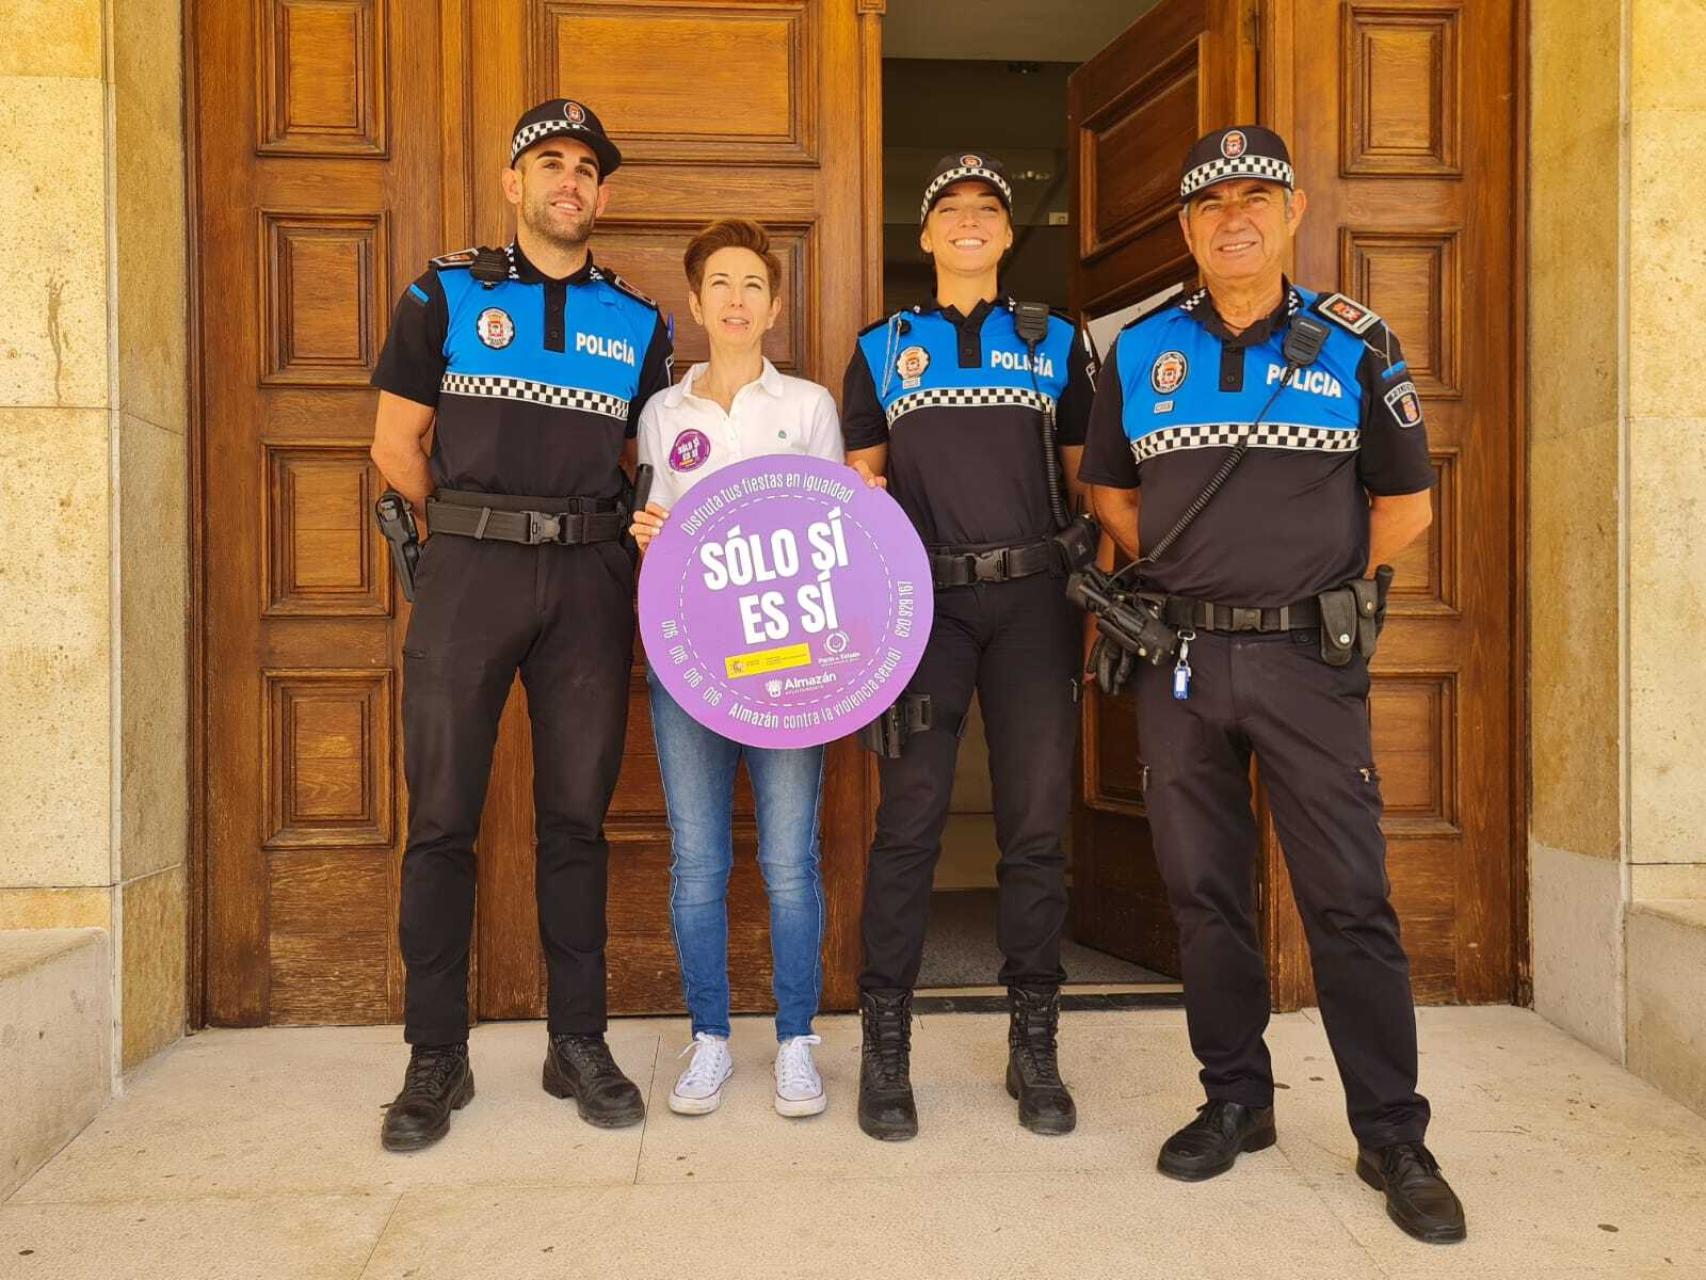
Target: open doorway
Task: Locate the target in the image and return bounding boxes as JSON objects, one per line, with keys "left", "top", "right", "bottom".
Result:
{"left": 880, "top": 0, "right": 1175, "bottom": 993}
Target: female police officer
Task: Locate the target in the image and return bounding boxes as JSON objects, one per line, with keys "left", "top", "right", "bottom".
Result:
{"left": 840, "top": 154, "right": 1097, "bottom": 1141}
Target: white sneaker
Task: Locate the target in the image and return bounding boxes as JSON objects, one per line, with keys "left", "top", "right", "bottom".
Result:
{"left": 669, "top": 1032, "right": 733, "bottom": 1115}
{"left": 774, "top": 1034, "right": 826, "bottom": 1117}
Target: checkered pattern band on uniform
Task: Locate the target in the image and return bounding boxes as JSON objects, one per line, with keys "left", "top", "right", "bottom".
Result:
{"left": 1179, "top": 155, "right": 1294, "bottom": 200}
{"left": 1131, "top": 421, "right": 1358, "bottom": 463}
{"left": 1177, "top": 285, "right": 1303, "bottom": 318}
{"left": 919, "top": 166, "right": 1015, "bottom": 222}
{"left": 885, "top": 385, "right": 1053, "bottom": 427}
{"left": 510, "top": 119, "right": 593, "bottom": 163}
{"left": 440, "top": 373, "right": 630, "bottom": 420}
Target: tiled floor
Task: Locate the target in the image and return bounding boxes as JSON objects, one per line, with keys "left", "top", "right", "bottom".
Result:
{"left": 3, "top": 1007, "right": 1703, "bottom": 1279}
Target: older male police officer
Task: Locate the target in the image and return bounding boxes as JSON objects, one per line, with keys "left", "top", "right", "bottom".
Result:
{"left": 368, "top": 98, "right": 672, "bottom": 1151}
{"left": 842, "top": 154, "right": 1097, "bottom": 1142}
{"left": 1079, "top": 127, "right": 1466, "bottom": 1243}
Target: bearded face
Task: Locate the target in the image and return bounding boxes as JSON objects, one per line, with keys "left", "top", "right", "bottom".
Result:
{"left": 511, "top": 140, "right": 605, "bottom": 250}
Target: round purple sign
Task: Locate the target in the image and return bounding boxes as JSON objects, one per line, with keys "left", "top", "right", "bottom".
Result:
{"left": 637, "top": 455, "right": 933, "bottom": 749}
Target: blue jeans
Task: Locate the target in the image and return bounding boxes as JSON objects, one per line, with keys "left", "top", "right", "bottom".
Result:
{"left": 647, "top": 671, "right": 825, "bottom": 1040}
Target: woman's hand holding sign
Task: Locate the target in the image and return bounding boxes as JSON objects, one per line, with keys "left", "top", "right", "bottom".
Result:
{"left": 629, "top": 501, "right": 671, "bottom": 554}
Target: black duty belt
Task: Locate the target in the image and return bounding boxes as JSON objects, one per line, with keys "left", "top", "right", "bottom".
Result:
{"left": 928, "top": 539, "right": 1056, "bottom": 588}
{"left": 426, "top": 488, "right": 625, "bottom": 546}
{"left": 1162, "top": 596, "right": 1322, "bottom": 633}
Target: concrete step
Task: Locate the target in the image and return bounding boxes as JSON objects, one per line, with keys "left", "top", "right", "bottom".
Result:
{"left": 0, "top": 929, "right": 111, "bottom": 1199}
{"left": 1627, "top": 899, "right": 1706, "bottom": 1119}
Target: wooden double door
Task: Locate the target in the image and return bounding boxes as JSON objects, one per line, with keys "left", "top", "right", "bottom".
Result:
{"left": 195, "top": 0, "right": 1522, "bottom": 1027}
{"left": 1067, "top": 0, "right": 1522, "bottom": 1007}
{"left": 196, "top": 0, "right": 880, "bottom": 1025}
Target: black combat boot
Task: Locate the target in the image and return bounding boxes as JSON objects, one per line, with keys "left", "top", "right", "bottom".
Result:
{"left": 1357, "top": 1141, "right": 1467, "bottom": 1243}
{"left": 858, "top": 988, "right": 918, "bottom": 1141}
{"left": 1005, "top": 985, "right": 1077, "bottom": 1135}
{"left": 381, "top": 1043, "right": 474, "bottom": 1152}
{"left": 1157, "top": 1099, "right": 1277, "bottom": 1180}
{"left": 543, "top": 1033, "right": 646, "bottom": 1129}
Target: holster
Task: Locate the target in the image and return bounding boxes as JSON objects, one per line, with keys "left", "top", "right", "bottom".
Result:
{"left": 857, "top": 693, "right": 965, "bottom": 759}
{"left": 1316, "top": 564, "right": 1393, "bottom": 666}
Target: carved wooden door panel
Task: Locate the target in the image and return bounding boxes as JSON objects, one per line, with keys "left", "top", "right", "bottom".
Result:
{"left": 198, "top": 0, "right": 449, "bottom": 1024}
{"left": 1066, "top": 0, "right": 1257, "bottom": 978}
{"left": 1261, "top": 0, "right": 1518, "bottom": 1006}
{"left": 197, "top": 0, "right": 883, "bottom": 1026}
{"left": 461, "top": 0, "right": 879, "bottom": 1019}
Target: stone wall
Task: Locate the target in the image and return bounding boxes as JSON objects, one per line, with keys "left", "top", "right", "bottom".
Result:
{"left": 0, "top": 0, "right": 189, "bottom": 1074}
{"left": 1529, "top": 0, "right": 1706, "bottom": 1114}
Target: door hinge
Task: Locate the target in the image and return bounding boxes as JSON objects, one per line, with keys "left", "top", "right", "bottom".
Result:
{"left": 1246, "top": 0, "right": 1263, "bottom": 50}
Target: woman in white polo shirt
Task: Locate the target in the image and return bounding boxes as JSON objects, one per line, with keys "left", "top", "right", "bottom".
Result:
{"left": 630, "top": 219, "right": 844, "bottom": 1119}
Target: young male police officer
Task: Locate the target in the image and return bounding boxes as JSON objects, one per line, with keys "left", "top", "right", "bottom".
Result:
{"left": 1079, "top": 126, "right": 1466, "bottom": 1243}
{"left": 368, "top": 98, "right": 673, "bottom": 1151}
{"left": 842, "top": 154, "right": 1097, "bottom": 1142}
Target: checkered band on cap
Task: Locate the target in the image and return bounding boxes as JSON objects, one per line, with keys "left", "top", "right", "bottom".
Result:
{"left": 441, "top": 372, "right": 630, "bottom": 421}
{"left": 510, "top": 118, "right": 591, "bottom": 163}
{"left": 886, "top": 385, "right": 1052, "bottom": 427}
{"left": 1179, "top": 153, "right": 1295, "bottom": 200}
{"left": 919, "top": 165, "right": 1014, "bottom": 223}
{"left": 1131, "top": 421, "right": 1357, "bottom": 464}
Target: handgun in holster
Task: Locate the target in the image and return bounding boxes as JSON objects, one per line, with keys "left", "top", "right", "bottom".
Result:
{"left": 374, "top": 490, "right": 421, "bottom": 602}
{"left": 858, "top": 693, "right": 944, "bottom": 759}
{"left": 1316, "top": 563, "right": 1394, "bottom": 667}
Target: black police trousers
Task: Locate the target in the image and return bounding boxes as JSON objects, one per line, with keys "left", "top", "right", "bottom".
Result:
{"left": 398, "top": 531, "right": 635, "bottom": 1045}
{"left": 860, "top": 572, "right": 1079, "bottom": 991}
{"left": 1137, "top": 629, "right": 1429, "bottom": 1148}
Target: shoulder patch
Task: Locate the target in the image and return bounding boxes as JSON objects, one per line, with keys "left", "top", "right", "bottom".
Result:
{"left": 429, "top": 247, "right": 479, "bottom": 270}
{"left": 1314, "top": 292, "right": 1382, "bottom": 336}
{"left": 603, "top": 270, "right": 659, "bottom": 310}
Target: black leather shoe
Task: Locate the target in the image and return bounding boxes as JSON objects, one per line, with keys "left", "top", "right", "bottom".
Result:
{"left": 1156, "top": 1099, "right": 1277, "bottom": 1181}
{"left": 858, "top": 988, "right": 918, "bottom": 1141}
{"left": 381, "top": 1044, "right": 474, "bottom": 1152}
{"left": 1357, "top": 1142, "right": 1467, "bottom": 1244}
{"left": 543, "top": 1034, "right": 645, "bottom": 1128}
{"left": 1005, "top": 985, "right": 1077, "bottom": 1136}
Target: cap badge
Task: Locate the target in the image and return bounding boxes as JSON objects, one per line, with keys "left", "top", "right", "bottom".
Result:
{"left": 896, "top": 345, "right": 930, "bottom": 388}
{"left": 476, "top": 307, "right": 514, "bottom": 349}
{"left": 960, "top": 153, "right": 983, "bottom": 169}
{"left": 1221, "top": 129, "right": 1247, "bottom": 159}
{"left": 1151, "top": 349, "right": 1188, "bottom": 395}
{"left": 564, "top": 101, "right": 587, "bottom": 125}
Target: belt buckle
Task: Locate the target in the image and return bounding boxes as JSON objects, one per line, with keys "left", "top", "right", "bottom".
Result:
{"left": 526, "top": 510, "right": 565, "bottom": 544}
{"left": 1230, "top": 606, "right": 1262, "bottom": 632}
{"left": 970, "top": 548, "right": 1007, "bottom": 582}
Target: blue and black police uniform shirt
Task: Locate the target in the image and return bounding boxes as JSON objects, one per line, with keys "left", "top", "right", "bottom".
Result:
{"left": 841, "top": 298, "right": 1095, "bottom": 548}
{"left": 1077, "top": 281, "right": 1433, "bottom": 606}
{"left": 372, "top": 242, "right": 673, "bottom": 503}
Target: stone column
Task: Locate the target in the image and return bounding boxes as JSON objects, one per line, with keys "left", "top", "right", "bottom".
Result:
{"left": 0, "top": 0, "right": 190, "bottom": 1075}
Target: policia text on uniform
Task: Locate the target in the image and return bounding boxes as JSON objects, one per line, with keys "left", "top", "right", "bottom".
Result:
{"left": 363, "top": 98, "right": 1466, "bottom": 1247}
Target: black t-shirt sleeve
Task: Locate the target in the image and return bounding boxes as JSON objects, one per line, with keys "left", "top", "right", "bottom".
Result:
{"left": 1355, "top": 329, "right": 1436, "bottom": 496}
{"left": 1076, "top": 338, "right": 1140, "bottom": 489}
{"left": 629, "top": 312, "right": 675, "bottom": 439}
{"left": 1055, "top": 322, "right": 1096, "bottom": 447}
{"left": 371, "top": 269, "right": 449, "bottom": 406}
{"left": 841, "top": 348, "right": 888, "bottom": 451}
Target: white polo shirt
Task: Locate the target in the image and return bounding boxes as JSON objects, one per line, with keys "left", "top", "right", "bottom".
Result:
{"left": 636, "top": 359, "right": 844, "bottom": 509}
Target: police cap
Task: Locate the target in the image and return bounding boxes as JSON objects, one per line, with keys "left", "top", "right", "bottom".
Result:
{"left": 509, "top": 98, "right": 622, "bottom": 177}
{"left": 1179, "top": 125, "right": 1294, "bottom": 202}
{"left": 919, "top": 152, "right": 1014, "bottom": 224}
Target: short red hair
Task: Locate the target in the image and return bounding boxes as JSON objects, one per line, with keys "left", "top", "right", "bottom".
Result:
{"left": 683, "top": 218, "right": 783, "bottom": 295}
